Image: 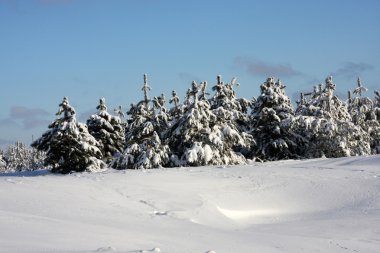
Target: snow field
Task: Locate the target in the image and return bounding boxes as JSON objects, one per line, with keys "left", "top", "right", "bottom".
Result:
{"left": 0, "top": 155, "right": 379, "bottom": 252}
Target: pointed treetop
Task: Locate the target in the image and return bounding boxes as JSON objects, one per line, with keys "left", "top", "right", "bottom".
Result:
{"left": 267, "top": 77, "right": 275, "bottom": 85}
{"left": 325, "top": 76, "right": 333, "bottom": 84}
{"left": 144, "top": 73, "right": 148, "bottom": 84}
{"left": 276, "top": 78, "right": 284, "bottom": 88}
{"left": 325, "top": 76, "right": 335, "bottom": 92}
{"left": 56, "top": 97, "right": 75, "bottom": 119}
{"left": 96, "top": 97, "right": 107, "bottom": 112}
{"left": 191, "top": 81, "right": 199, "bottom": 104}
{"left": 158, "top": 93, "right": 165, "bottom": 107}
{"left": 374, "top": 91, "right": 380, "bottom": 104}
{"left": 300, "top": 92, "right": 305, "bottom": 105}
{"left": 59, "top": 97, "right": 69, "bottom": 107}
{"left": 353, "top": 77, "right": 368, "bottom": 97}
{"left": 152, "top": 93, "right": 166, "bottom": 113}
{"left": 199, "top": 81, "right": 209, "bottom": 100}
{"left": 318, "top": 83, "right": 323, "bottom": 93}
{"left": 114, "top": 105, "right": 125, "bottom": 118}
{"left": 217, "top": 75, "right": 222, "bottom": 85}
{"left": 230, "top": 77, "right": 239, "bottom": 87}
{"left": 142, "top": 73, "right": 151, "bottom": 109}
{"left": 348, "top": 90, "right": 352, "bottom": 103}
{"left": 170, "top": 90, "right": 180, "bottom": 107}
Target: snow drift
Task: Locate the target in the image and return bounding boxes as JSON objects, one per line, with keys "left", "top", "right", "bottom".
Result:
{"left": 0, "top": 155, "right": 379, "bottom": 252}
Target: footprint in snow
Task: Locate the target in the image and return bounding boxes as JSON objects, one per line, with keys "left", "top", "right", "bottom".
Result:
{"left": 153, "top": 211, "right": 168, "bottom": 216}
{"left": 139, "top": 199, "right": 156, "bottom": 208}
{"left": 6, "top": 178, "right": 23, "bottom": 184}
{"left": 140, "top": 247, "right": 161, "bottom": 253}
{"left": 96, "top": 246, "right": 116, "bottom": 252}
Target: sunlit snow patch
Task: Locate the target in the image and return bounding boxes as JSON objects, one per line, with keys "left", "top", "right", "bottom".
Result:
{"left": 217, "top": 206, "right": 280, "bottom": 221}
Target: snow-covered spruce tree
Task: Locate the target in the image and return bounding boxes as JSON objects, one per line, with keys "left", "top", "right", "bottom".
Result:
{"left": 370, "top": 90, "right": 380, "bottom": 153}
{"left": 111, "top": 74, "right": 170, "bottom": 170}
{"left": 374, "top": 90, "right": 380, "bottom": 108}
{"left": 347, "top": 79, "right": 380, "bottom": 154}
{"left": 3, "top": 141, "right": 28, "bottom": 172}
{"left": 0, "top": 149, "right": 6, "bottom": 172}
{"left": 167, "top": 78, "right": 253, "bottom": 166}
{"left": 1, "top": 141, "right": 45, "bottom": 172}
{"left": 347, "top": 78, "right": 374, "bottom": 126}
{"left": 168, "top": 90, "right": 183, "bottom": 119}
{"left": 166, "top": 80, "right": 216, "bottom": 166}
{"left": 249, "top": 77, "right": 301, "bottom": 161}
{"left": 31, "top": 97, "right": 106, "bottom": 174}
{"left": 296, "top": 76, "right": 370, "bottom": 158}
{"left": 209, "top": 75, "right": 255, "bottom": 156}
{"left": 29, "top": 146, "right": 46, "bottom": 170}
{"left": 210, "top": 75, "right": 253, "bottom": 132}
{"left": 87, "top": 98, "right": 125, "bottom": 162}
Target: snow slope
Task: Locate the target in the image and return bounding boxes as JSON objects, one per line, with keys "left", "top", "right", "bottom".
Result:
{"left": 0, "top": 155, "right": 379, "bottom": 253}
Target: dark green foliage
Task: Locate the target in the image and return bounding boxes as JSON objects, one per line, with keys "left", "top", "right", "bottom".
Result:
{"left": 87, "top": 98, "right": 126, "bottom": 162}
{"left": 32, "top": 97, "right": 106, "bottom": 174}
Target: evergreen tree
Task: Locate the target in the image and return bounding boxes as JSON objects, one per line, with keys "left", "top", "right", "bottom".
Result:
{"left": 250, "top": 77, "right": 299, "bottom": 161}
{"left": 87, "top": 98, "right": 125, "bottom": 162}
{"left": 32, "top": 97, "right": 106, "bottom": 174}
{"left": 167, "top": 80, "right": 217, "bottom": 166}
{"left": 111, "top": 74, "right": 170, "bottom": 169}
{"left": 347, "top": 79, "right": 380, "bottom": 155}
{"left": 168, "top": 90, "right": 182, "bottom": 119}
{"left": 370, "top": 90, "right": 380, "bottom": 153}
{"left": 167, "top": 77, "right": 253, "bottom": 166}
{"left": 374, "top": 90, "right": 380, "bottom": 108}
{"left": 1, "top": 141, "right": 45, "bottom": 172}
{"left": 209, "top": 75, "right": 255, "bottom": 157}
{"left": 347, "top": 78, "right": 373, "bottom": 126}
{"left": 3, "top": 141, "right": 28, "bottom": 171}
{"left": 296, "top": 77, "right": 370, "bottom": 158}
{"left": 0, "top": 149, "right": 6, "bottom": 172}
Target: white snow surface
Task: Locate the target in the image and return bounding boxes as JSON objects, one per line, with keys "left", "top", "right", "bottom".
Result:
{"left": 0, "top": 155, "right": 379, "bottom": 253}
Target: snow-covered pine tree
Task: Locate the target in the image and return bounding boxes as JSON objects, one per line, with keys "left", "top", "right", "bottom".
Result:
{"left": 347, "top": 78, "right": 373, "bottom": 126}
{"left": 87, "top": 98, "right": 125, "bottom": 162}
{"left": 211, "top": 75, "right": 252, "bottom": 127}
{"left": 30, "top": 146, "right": 46, "bottom": 170}
{"left": 168, "top": 90, "right": 182, "bottom": 119}
{"left": 167, "top": 80, "right": 216, "bottom": 166}
{"left": 347, "top": 79, "right": 380, "bottom": 154}
{"left": 111, "top": 74, "right": 170, "bottom": 170}
{"left": 167, "top": 76, "right": 253, "bottom": 166}
{"left": 3, "top": 141, "right": 26, "bottom": 171}
{"left": 0, "top": 141, "right": 46, "bottom": 172}
{"left": 296, "top": 76, "right": 370, "bottom": 158}
{"left": 31, "top": 97, "right": 106, "bottom": 174}
{"left": 0, "top": 149, "right": 6, "bottom": 172}
{"left": 250, "top": 77, "right": 300, "bottom": 161}
{"left": 209, "top": 75, "right": 255, "bottom": 157}
{"left": 374, "top": 90, "right": 380, "bottom": 108}
{"left": 370, "top": 90, "right": 380, "bottom": 153}
{"left": 114, "top": 105, "right": 126, "bottom": 119}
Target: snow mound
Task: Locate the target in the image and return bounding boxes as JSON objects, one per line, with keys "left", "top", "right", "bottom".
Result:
{"left": 0, "top": 155, "right": 379, "bottom": 253}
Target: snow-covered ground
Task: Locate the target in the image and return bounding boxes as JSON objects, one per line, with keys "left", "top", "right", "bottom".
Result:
{"left": 0, "top": 156, "right": 379, "bottom": 253}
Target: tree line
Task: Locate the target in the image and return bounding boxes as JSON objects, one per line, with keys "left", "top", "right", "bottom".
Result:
{"left": 1, "top": 74, "right": 379, "bottom": 173}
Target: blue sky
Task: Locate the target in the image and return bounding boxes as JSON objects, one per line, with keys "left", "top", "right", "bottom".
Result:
{"left": 0, "top": 0, "right": 379, "bottom": 147}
